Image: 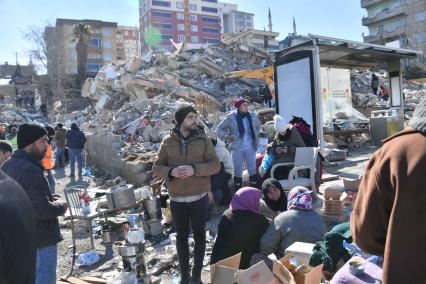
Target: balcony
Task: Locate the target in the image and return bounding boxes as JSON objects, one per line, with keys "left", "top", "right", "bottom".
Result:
{"left": 362, "top": 4, "right": 407, "bottom": 26}
{"left": 363, "top": 25, "right": 407, "bottom": 43}
{"left": 363, "top": 34, "right": 379, "bottom": 43}
{"left": 361, "top": 0, "right": 384, "bottom": 8}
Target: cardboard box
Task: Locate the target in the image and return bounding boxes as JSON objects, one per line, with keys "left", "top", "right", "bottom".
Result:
{"left": 322, "top": 185, "right": 345, "bottom": 200}
{"left": 236, "top": 260, "right": 276, "bottom": 284}
{"left": 319, "top": 191, "right": 347, "bottom": 215}
{"left": 284, "top": 242, "right": 315, "bottom": 267}
{"left": 318, "top": 209, "right": 347, "bottom": 230}
{"left": 210, "top": 253, "right": 241, "bottom": 284}
{"left": 210, "top": 252, "right": 278, "bottom": 284}
{"left": 272, "top": 253, "right": 323, "bottom": 284}
{"left": 343, "top": 178, "right": 361, "bottom": 191}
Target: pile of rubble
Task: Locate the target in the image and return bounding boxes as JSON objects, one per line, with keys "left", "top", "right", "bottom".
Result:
{"left": 67, "top": 43, "right": 271, "bottom": 144}
{"left": 350, "top": 70, "right": 425, "bottom": 119}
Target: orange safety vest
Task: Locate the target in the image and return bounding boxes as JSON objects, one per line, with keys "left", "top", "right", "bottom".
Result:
{"left": 42, "top": 145, "right": 53, "bottom": 170}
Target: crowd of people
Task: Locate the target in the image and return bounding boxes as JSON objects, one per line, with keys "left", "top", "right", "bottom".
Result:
{"left": 154, "top": 97, "right": 426, "bottom": 284}
{"left": 0, "top": 121, "right": 86, "bottom": 284}
{"left": 0, "top": 95, "right": 425, "bottom": 283}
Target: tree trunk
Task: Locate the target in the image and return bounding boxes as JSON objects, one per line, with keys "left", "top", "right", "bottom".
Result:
{"left": 76, "top": 36, "right": 88, "bottom": 87}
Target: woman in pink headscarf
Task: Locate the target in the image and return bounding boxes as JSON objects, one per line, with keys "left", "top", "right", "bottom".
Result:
{"left": 260, "top": 186, "right": 326, "bottom": 257}
{"left": 210, "top": 187, "right": 270, "bottom": 269}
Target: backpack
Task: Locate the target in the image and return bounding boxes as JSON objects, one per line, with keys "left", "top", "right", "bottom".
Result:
{"left": 289, "top": 116, "right": 318, "bottom": 147}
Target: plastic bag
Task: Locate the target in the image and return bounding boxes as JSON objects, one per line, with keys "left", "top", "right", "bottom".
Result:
{"left": 107, "top": 272, "right": 137, "bottom": 284}
{"left": 259, "top": 152, "right": 275, "bottom": 177}
{"left": 77, "top": 250, "right": 100, "bottom": 266}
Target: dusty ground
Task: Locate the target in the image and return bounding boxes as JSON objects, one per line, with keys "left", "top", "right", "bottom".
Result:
{"left": 54, "top": 146, "right": 375, "bottom": 283}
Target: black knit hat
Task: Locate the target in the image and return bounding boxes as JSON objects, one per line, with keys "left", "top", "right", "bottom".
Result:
{"left": 409, "top": 97, "right": 426, "bottom": 134}
{"left": 175, "top": 105, "right": 197, "bottom": 126}
{"left": 45, "top": 126, "right": 56, "bottom": 137}
{"left": 17, "top": 123, "right": 48, "bottom": 149}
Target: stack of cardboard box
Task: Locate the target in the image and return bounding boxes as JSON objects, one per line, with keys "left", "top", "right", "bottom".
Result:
{"left": 210, "top": 250, "right": 323, "bottom": 284}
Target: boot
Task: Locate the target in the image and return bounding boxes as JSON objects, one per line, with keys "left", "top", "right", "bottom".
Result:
{"left": 233, "top": 176, "right": 242, "bottom": 192}
{"left": 249, "top": 175, "right": 258, "bottom": 188}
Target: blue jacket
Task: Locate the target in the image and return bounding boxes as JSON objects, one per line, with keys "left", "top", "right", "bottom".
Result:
{"left": 1, "top": 150, "right": 66, "bottom": 248}
{"left": 66, "top": 128, "right": 86, "bottom": 149}
{"left": 217, "top": 110, "right": 261, "bottom": 151}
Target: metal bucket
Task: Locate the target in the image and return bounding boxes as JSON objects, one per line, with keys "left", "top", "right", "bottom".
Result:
{"left": 106, "top": 184, "right": 136, "bottom": 210}
{"left": 102, "top": 228, "right": 112, "bottom": 244}
{"left": 148, "top": 220, "right": 163, "bottom": 236}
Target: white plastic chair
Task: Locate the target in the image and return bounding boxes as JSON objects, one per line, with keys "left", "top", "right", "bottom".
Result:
{"left": 64, "top": 186, "right": 108, "bottom": 250}
{"left": 270, "top": 147, "right": 319, "bottom": 199}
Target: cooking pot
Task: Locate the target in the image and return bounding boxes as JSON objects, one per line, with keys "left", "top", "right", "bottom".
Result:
{"left": 106, "top": 184, "right": 136, "bottom": 210}
{"left": 116, "top": 242, "right": 145, "bottom": 257}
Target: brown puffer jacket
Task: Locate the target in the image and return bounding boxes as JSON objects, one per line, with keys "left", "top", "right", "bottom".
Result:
{"left": 351, "top": 129, "right": 426, "bottom": 284}
{"left": 153, "top": 127, "right": 220, "bottom": 197}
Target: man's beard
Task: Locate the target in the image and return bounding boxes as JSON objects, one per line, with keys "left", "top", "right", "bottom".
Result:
{"left": 29, "top": 145, "right": 46, "bottom": 161}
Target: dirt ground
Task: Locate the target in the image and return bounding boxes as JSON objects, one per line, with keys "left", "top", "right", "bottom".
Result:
{"left": 54, "top": 146, "right": 375, "bottom": 283}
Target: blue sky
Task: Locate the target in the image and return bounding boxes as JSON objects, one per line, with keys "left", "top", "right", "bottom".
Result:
{"left": 0, "top": 0, "right": 368, "bottom": 66}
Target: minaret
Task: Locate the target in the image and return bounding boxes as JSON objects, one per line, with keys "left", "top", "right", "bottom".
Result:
{"left": 293, "top": 17, "right": 297, "bottom": 35}
{"left": 268, "top": 8, "right": 272, "bottom": 32}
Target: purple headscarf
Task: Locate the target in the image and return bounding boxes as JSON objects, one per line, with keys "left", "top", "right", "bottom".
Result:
{"left": 287, "top": 186, "right": 313, "bottom": 211}
{"left": 230, "top": 187, "right": 262, "bottom": 215}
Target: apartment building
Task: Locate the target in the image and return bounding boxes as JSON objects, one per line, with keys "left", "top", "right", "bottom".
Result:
{"left": 139, "top": 0, "right": 226, "bottom": 52}
{"left": 361, "top": 0, "right": 426, "bottom": 65}
{"left": 45, "top": 18, "right": 118, "bottom": 76}
{"left": 117, "top": 26, "right": 141, "bottom": 60}
{"left": 219, "top": 2, "right": 254, "bottom": 34}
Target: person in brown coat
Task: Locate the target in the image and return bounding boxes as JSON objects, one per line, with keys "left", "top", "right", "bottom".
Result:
{"left": 54, "top": 123, "right": 66, "bottom": 168}
{"left": 153, "top": 105, "right": 220, "bottom": 284}
{"left": 351, "top": 97, "right": 426, "bottom": 284}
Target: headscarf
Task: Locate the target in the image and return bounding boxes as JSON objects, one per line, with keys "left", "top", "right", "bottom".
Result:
{"left": 261, "top": 178, "right": 287, "bottom": 212}
{"left": 287, "top": 186, "right": 313, "bottom": 211}
{"left": 230, "top": 187, "right": 262, "bottom": 215}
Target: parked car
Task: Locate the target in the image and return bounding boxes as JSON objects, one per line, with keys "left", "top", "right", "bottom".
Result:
{"left": 9, "top": 75, "right": 32, "bottom": 85}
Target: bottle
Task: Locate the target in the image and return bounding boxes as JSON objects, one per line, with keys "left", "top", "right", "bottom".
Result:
{"left": 171, "top": 272, "right": 179, "bottom": 284}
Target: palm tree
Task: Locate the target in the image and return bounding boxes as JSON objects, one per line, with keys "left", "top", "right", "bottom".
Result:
{"left": 72, "top": 23, "right": 91, "bottom": 87}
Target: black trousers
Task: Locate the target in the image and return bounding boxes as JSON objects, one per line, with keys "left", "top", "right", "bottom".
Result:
{"left": 170, "top": 194, "right": 209, "bottom": 282}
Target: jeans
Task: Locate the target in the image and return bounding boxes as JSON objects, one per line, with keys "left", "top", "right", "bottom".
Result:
{"left": 68, "top": 148, "right": 83, "bottom": 176}
{"left": 170, "top": 195, "right": 208, "bottom": 283}
{"left": 232, "top": 146, "right": 257, "bottom": 178}
{"left": 35, "top": 245, "right": 57, "bottom": 284}
{"left": 46, "top": 170, "right": 55, "bottom": 194}
{"left": 55, "top": 148, "right": 65, "bottom": 167}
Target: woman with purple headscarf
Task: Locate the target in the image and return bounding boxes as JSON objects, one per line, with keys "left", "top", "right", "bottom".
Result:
{"left": 210, "top": 187, "right": 270, "bottom": 269}
{"left": 259, "top": 186, "right": 326, "bottom": 258}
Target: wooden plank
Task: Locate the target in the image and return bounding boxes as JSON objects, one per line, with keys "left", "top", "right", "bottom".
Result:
{"left": 64, "top": 277, "right": 90, "bottom": 284}
{"left": 80, "top": 276, "right": 107, "bottom": 284}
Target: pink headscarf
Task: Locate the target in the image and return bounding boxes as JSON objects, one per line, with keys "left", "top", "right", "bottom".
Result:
{"left": 287, "top": 186, "right": 313, "bottom": 211}
{"left": 230, "top": 187, "right": 262, "bottom": 215}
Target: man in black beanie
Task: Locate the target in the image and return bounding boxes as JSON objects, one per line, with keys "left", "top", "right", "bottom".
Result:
{"left": 153, "top": 105, "right": 220, "bottom": 284}
{"left": 1, "top": 123, "right": 68, "bottom": 284}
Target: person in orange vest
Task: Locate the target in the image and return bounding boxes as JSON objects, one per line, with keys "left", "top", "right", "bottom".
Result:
{"left": 42, "top": 126, "right": 56, "bottom": 194}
